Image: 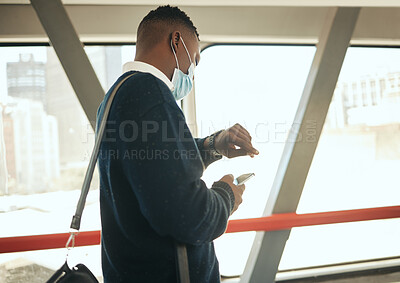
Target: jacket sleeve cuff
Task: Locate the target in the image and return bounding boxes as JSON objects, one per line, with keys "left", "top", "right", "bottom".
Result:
{"left": 211, "top": 181, "right": 235, "bottom": 213}
{"left": 195, "top": 137, "right": 223, "bottom": 169}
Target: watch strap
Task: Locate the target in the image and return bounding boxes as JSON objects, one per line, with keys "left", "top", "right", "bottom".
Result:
{"left": 209, "top": 130, "right": 223, "bottom": 156}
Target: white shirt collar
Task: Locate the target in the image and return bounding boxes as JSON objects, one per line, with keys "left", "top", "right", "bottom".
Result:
{"left": 123, "top": 61, "right": 174, "bottom": 91}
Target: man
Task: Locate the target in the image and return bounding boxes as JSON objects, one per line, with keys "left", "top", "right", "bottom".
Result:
{"left": 97, "top": 5, "right": 259, "bottom": 283}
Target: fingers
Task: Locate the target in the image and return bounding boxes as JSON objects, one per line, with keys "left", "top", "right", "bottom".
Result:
{"left": 237, "top": 123, "right": 252, "bottom": 141}
{"left": 235, "top": 194, "right": 243, "bottom": 204}
{"left": 228, "top": 124, "right": 259, "bottom": 156}
{"left": 229, "top": 134, "right": 258, "bottom": 156}
{"left": 230, "top": 183, "right": 245, "bottom": 215}
{"left": 232, "top": 123, "right": 253, "bottom": 142}
{"left": 220, "top": 174, "right": 234, "bottom": 184}
{"left": 227, "top": 148, "right": 248, "bottom": 158}
{"left": 219, "top": 145, "right": 245, "bottom": 159}
{"left": 216, "top": 173, "right": 247, "bottom": 215}
{"left": 224, "top": 140, "right": 256, "bottom": 158}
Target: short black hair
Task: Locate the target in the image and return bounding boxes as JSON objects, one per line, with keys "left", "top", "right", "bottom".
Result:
{"left": 137, "top": 5, "right": 199, "bottom": 40}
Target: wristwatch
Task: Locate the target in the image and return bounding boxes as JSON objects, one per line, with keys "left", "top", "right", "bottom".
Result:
{"left": 209, "top": 130, "right": 223, "bottom": 157}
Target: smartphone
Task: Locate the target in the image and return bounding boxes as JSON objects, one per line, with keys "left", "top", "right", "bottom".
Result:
{"left": 234, "top": 173, "right": 255, "bottom": 186}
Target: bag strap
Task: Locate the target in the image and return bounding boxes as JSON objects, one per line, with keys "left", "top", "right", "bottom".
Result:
{"left": 67, "top": 71, "right": 190, "bottom": 283}
{"left": 176, "top": 243, "right": 190, "bottom": 283}
{"left": 70, "top": 72, "right": 136, "bottom": 231}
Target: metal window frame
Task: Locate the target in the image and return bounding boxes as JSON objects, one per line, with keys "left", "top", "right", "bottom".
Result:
{"left": 30, "top": 0, "right": 105, "bottom": 129}
{"left": 239, "top": 7, "right": 361, "bottom": 283}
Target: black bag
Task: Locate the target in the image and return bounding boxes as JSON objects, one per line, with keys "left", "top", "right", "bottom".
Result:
{"left": 46, "top": 261, "right": 98, "bottom": 283}
{"left": 46, "top": 73, "right": 190, "bottom": 283}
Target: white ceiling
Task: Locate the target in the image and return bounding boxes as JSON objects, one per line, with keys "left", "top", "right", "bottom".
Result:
{"left": 1, "top": 0, "right": 400, "bottom": 6}
{"left": 1, "top": 4, "right": 400, "bottom": 44}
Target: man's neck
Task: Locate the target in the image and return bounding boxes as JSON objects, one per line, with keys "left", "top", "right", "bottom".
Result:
{"left": 135, "top": 51, "right": 174, "bottom": 81}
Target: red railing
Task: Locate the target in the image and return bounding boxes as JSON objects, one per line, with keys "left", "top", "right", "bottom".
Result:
{"left": 1, "top": 205, "right": 399, "bottom": 254}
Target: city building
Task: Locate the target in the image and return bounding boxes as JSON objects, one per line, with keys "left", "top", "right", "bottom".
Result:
{"left": 327, "top": 72, "right": 400, "bottom": 128}
{"left": 5, "top": 99, "right": 59, "bottom": 194}
{"left": 7, "top": 54, "right": 47, "bottom": 111}
{"left": 86, "top": 46, "right": 122, "bottom": 90}
{"left": 46, "top": 46, "right": 121, "bottom": 166}
{"left": 45, "top": 48, "right": 93, "bottom": 166}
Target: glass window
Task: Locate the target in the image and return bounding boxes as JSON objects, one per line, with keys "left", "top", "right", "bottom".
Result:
{"left": 285, "top": 47, "right": 400, "bottom": 269}
{"left": 370, "top": 79, "right": 377, "bottom": 105}
{"left": 195, "top": 45, "right": 316, "bottom": 275}
{"left": 361, "top": 80, "right": 368, "bottom": 106}
{"left": 352, "top": 82, "right": 359, "bottom": 107}
{"left": 379, "top": 78, "right": 386, "bottom": 97}
{"left": 195, "top": 45, "right": 400, "bottom": 275}
{"left": 0, "top": 45, "right": 135, "bottom": 280}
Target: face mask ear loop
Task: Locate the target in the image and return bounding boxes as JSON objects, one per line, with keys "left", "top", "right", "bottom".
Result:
{"left": 170, "top": 39, "right": 180, "bottom": 70}
{"left": 181, "top": 37, "right": 193, "bottom": 65}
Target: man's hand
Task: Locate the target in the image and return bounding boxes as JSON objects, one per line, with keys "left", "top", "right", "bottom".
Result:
{"left": 219, "top": 174, "right": 245, "bottom": 215}
{"left": 214, "top": 123, "right": 259, "bottom": 158}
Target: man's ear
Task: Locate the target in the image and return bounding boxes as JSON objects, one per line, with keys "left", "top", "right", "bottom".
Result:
{"left": 171, "top": 31, "right": 181, "bottom": 51}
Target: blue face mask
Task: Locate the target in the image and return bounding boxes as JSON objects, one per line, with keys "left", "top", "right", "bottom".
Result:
{"left": 170, "top": 37, "right": 195, "bottom": 101}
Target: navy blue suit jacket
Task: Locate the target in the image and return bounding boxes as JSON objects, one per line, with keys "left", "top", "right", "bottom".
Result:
{"left": 97, "top": 71, "right": 235, "bottom": 282}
